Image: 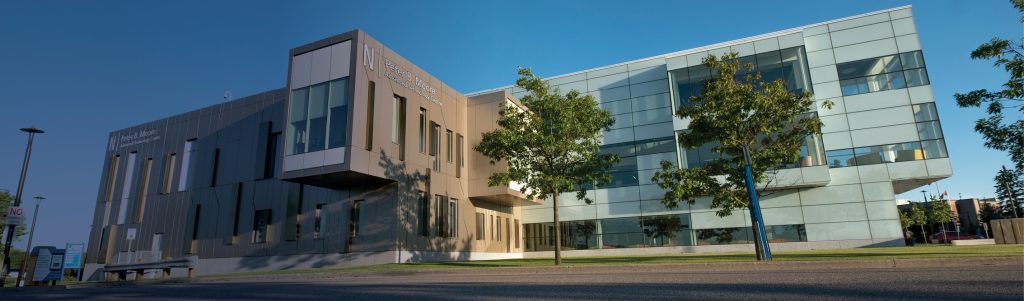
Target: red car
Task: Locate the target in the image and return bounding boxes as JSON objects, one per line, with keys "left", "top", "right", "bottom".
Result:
{"left": 930, "top": 231, "right": 982, "bottom": 243}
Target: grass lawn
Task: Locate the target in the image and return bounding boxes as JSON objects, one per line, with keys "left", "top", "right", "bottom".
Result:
{"left": 200, "top": 244, "right": 1024, "bottom": 279}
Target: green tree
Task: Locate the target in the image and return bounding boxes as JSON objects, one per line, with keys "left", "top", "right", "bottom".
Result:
{"left": 954, "top": 0, "right": 1024, "bottom": 171}
{"left": 475, "top": 68, "right": 618, "bottom": 265}
{"left": 978, "top": 202, "right": 1002, "bottom": 237}
{"left": 899, "top": 210, "right": 911, "bottom": 232}
{"left": 651, "top": 52, "right": 826, "bottom": 260}
{"left": 927, "top": 197, "right": 954, "bottom": 243}
{"left": 908, "top": 203, "right": 928, "bottom": 244}
{"left": 994, "top": 167, "right": 1024, "bottom": 217}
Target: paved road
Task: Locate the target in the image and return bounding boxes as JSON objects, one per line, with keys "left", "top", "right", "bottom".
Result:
{"left": 5, "top": 259, "right": 1023, "bottom": 300}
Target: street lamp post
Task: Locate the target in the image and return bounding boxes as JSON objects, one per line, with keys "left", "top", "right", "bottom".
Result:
{"left": 0, "top": 127, "right": 44, "bottom": 288}
{"left": 920, "top": 190, "right": 929, "bottom": 244}
{"left": 15, "top": 196, "right": 44, "bottom": 287}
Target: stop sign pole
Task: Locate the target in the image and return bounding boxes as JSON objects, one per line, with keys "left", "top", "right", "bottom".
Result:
{"left": 1, "top": 127, "right": 44, "bottom": 287}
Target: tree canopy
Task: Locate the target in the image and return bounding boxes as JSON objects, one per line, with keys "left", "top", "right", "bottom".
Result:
{"left": 994, "top": 167, "right": 1023, "bottom": 217}
{"left": 474, "top": 67, "right": 618, "bottom": 265}
{"left": 954, "top": 0, "right": 1024, "bottom": 171}
{"left": 651, "top": 52, "right": 825, "bottom": 217}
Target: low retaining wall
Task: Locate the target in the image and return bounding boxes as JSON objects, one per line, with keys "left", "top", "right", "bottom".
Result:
{"left": 522, "top": 239, "right": 904, "bottom": 259}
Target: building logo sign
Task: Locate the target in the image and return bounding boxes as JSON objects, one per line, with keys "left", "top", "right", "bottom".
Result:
{"left": 110, "top": 129, "right": 161, "bottom": 151}
{"left": 365, "top": 42, "right": 441, "bottom": 106}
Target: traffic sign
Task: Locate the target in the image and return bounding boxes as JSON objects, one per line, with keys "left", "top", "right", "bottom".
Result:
{"left": 5, "top": 207, "right": 25, "bottom": 225}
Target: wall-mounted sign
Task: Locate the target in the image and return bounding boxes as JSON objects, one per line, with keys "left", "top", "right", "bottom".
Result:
{"left": 109, "top": 129, "right": 161, "bottom": 151}
{"left": 126, "top": 228, "right": 137, "bottom": 240}
{"left": 364, "top": 43, "right": 442, "bottom": 107}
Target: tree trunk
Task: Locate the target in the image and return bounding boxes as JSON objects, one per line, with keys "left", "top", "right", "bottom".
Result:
{"left": 919, "top": 225, "right": 928, "bottom": 244}
{"left": 552, "top": 191, "right": 562, "bottom": 265}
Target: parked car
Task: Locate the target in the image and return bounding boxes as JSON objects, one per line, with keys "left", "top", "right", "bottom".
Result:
{"left": 930, "top": 231, "right": 982, "bottom": 243}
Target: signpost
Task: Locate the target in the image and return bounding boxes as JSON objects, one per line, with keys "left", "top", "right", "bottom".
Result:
{"left": 126, "top": 228, "right": 137, "bottom": 264}
{"left": 64, "top": 243, "right": 84, "bottom": 281}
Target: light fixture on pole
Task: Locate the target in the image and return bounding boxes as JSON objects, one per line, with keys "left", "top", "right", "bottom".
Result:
{"left": 0, "top": 127, "right": 44, "bottom": 288}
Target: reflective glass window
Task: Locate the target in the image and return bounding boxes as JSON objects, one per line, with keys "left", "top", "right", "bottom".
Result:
{"left": 696, "top": 227, "right": 753, "bottom": 245}
{"left": 892, "top": 142, "right": 924, "bottom": 162}
{"left": 904, "top": 68, "right": 930, "bottom": 87}
{"left": 837, "top": 54, "right": 901, "bottom": 80}
{"left": 327, "top": 78, "right": 349, "bottom": 149}
{"left": 921, "top": 139, "right": 948, "bottom": 159}
{"left": 781, "top": 47, "right": 812, "bottom": 93}
{"left": 307, "top": 83, "right": 329, "bottom": 152}
{"left": 917, "top": 121, "right": 943, "bottom": 140}
{"left": 766, "top": 224, "right": 806, "bottom": 243}
{"left": 913, "top": 103, "right": 939, "bottom": 122}
{"left": 756, "top": 51, "right": 783, "bottom": 83}
{"left": 287, "top": 88, "right": 309, "bottom": 155}
{"left": 900, "top": 51, "right": 925, "bottom": 69}
{"left": 826, "top": 149, "right": 856, "bottom": 168}
{"left": 641, "top": 214, "right": 693, "bottom": 247}
{"left": 854, "top": 146, "right": 885, "bottom": 165}
{"left": 635, "top": 137, "right": 676, "bottom": 156}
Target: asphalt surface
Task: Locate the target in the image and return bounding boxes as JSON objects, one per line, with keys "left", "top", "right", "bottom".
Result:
{"left": 4, "top": 258, "right": 1023, "bottom": 300}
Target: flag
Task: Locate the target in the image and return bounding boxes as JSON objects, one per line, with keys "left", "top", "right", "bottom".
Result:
{"left": 939, "top": 191, "right": 948, "bottom": 200}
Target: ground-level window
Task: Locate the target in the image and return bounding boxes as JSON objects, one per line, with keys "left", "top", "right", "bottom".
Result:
{"left": 253, "top": 209, "right": 271, "bottom": 243}
{"left": 475, "top": 213, "right": 485, "bottom": 241}
{"left": 314, "top": 204, "right": 325, "bottom": 239}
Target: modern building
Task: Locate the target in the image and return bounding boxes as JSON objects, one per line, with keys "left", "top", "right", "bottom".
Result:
{"left": 84, "top": 5, "right": 950, "bottom": 279}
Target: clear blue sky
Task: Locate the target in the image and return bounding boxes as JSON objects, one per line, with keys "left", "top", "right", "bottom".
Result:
{"left": 0, "top": 1, "right": 1018, "bottom": 249}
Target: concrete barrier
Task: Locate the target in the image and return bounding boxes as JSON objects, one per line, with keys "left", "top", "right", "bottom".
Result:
{"left": 991, "top": 218, "right": 1024, "bottom": 244}
{"left": 951, "top": 239, "right": 995, "bottom": 246}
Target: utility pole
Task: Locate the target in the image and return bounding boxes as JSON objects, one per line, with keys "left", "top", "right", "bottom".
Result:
{"left": 0, "top": 127, "right": 44, "bottom": 288}
{"left": 1001, "top": 165, "right": 1020, "bottom": 218}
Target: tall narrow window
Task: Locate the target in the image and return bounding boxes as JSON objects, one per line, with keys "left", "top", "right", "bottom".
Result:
{"left": 252, "top": 209, "right": 271, "bottom": 243}
{"left": 347, "top": 200, "right": 362, "bottom": 252}
{"left": 161, "top": 153, "right": 175, "bottom": 194}
{"left": 365, "top": 81, "right": 375, "bottom": 151}
{"left": 429, "top": 122, "right": 439, "bottom": 156}
{"left": 285, "top": 184, "right": 303, "bottom": 241}
{"left": 190, "top": 204, "right": 202, "bottom": 253}
{"left": 178, "top": 139, "right": 196, "bottom": 191}
{"left": 327, "top": 78, "right": 349, "bottom": 149}
{"left": 393, "top": 96, "right": 407, "bottom": 160}
{"left": 104, "top": 155, "right": 121, "bottom": 202}
{"left": 419, "top": 191, "right": 429, "bottom": 237}
{"left": 210, "top": 148, "right": 221, "bottom": 187}
{"left": 288, "top": 88, "right": 309, "bottom": 155}
{"left": 419, "top": 108, "right": 427, "bottom": 153}
{"left": 475, "top": 213, "right": 485, "bottom": 241}
{"left": 456, "top": 134, "right": 463, "bottom": 178}
{"left": 448, "top": 198, "right": 457, "bottom": 237}
{"left": 314, "top": 204, "right": 325, "bottom": 239}
{"left": 491, "top": 215, "right": 495, "bottom": 240}
{"left": 434, "top": 195, "right": 445, "bottom": 237}
{"left": 307, "top": 83, "right": 329, "bottom": 151}
{"left": 116, "top": 152, "right": 137, "bottom": 225}
{"left": 446, "top": 130, "right": 453, "bottom": 163}
{"left": 514, "top": 219, "right": 520, "bottom": 249}
{"left": 264, "top": 133, "right": 281, "bottom": 179}
{"left": 496, "top": 216, "right": 502, "bottom": 241}
{"left": 231, "top": 183, "right": 243, "bottom": 244}
{"left": 134, "top": 158, "right": 152, "bottom": 223}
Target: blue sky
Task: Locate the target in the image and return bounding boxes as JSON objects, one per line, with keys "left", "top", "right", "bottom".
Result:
{"left": 0, "top": 1, "right": 1019, "bottom": 249}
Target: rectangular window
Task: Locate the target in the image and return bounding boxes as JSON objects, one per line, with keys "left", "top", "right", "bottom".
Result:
{"left": 365, "top": 81, "right": 375, "bottom": 151}
{"left": 491, "top": 215, "right": 495, "bottom": 240}
{"left": 104, "top": 155, "right": 121, "bottom": 202}
{"left": 419, "top": 108, "right": 427, "bottom": 153}
{"left": 178, "top": 139, "right": 196, "bottom": 191}
{"left": 288, "top": 88, "right": 309, "bottom": 155}
{"left": 285, "top": 184, "right": 303, "bottom": 241}
{"left": 434, "top": 195, "right": 445, "bottom": 237}
{"left": 419, "top": 191, "right": 430, "bottom": 237}
{"left": 838, "top": 51, "right": 929, "bottom": 96}
{"left": 917, "top": 121, "right": 944, "bottom": 140}
{"left": 429, "top": 122, "right": 439, "bottom": 156}
{"left": 210, "top": 148, "right": 221, "bottom": 187}
{"left": 161, "top": 153, "right": 175, "bottom": 194}
{"left": 253, "top": 209, "right": 271, "bottom": 243}
{"left": 327, "top": 78, "right": 349, "bottom": 149}
{"left": 134, "top": 158, "right": 152, "bottom": 223}
{"left": 116, "top": 152, "right": 137, "bottom": 225}
{"left": 446, "top": 130, "right": 453, "bottom": 163}
{"left": 346, "top": 201, "right": 362, "bottom": 252}
{"left": 307, "top": 83, "right": 329, "bottom": 152}
{"left": 314, "top": 204, "right": 324, "bottom": 239}
{"left": 922, "top": 139, "right": 948, "bottom": 159}
{"left": 264, "top": 133, "right": 281, "bottom": 179}
{"left": 456, "top": 134, "right": 464, "bottom": 178}
{"left": 190, "top": 204, "right": 202, "bottom": 253}
{"left": 913, "top": 103, "right": 939, "bottom": 122}
{"left": 475, "top": 213, "right": 485, "bottom": 241}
